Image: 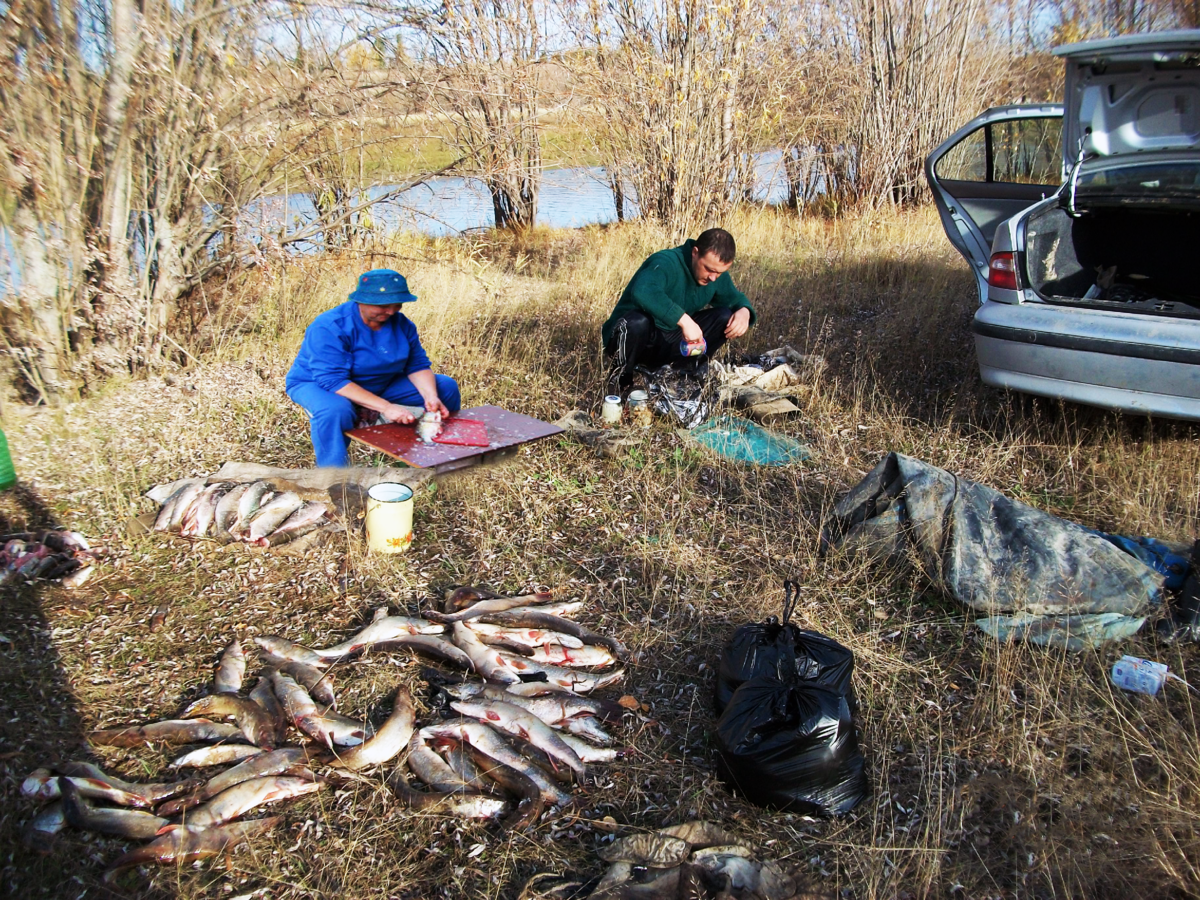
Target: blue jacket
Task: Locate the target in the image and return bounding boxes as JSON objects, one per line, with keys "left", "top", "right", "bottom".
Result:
{"left": 286, "top": 301, "right": 432, "bottom": 396}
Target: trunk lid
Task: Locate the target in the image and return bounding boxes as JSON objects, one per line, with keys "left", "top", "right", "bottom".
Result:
{"left": 1055, "top": 31, "right": 1200, "bottom": 170}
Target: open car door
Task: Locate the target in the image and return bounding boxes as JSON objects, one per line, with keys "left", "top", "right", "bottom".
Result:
{"left": 925, "top": 105, "right": 1064, "bottom": 303}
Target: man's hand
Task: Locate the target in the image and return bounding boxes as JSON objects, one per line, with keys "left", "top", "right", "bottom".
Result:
{"left": 678, "top": 313, "right": 705, "bottom": 344}
{"left": 380, "top": 402, "right": 417, "bottom": 425}
{"left": 725, "top": 307, "right": 751, "bottom": 339}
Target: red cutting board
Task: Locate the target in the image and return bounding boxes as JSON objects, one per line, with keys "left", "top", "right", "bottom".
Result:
{"left": 434, "top": 417, "right": 489, "bottom": 447}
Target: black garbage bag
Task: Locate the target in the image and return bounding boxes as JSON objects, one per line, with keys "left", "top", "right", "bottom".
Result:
{"left": 714, "top": 674, "right": 869, "bottom": 816}
{"left": 712, "top": 584, "right": 868, "bottom": 816}
{"left": 714, "top": 582, "right": 855, "bottom": 715}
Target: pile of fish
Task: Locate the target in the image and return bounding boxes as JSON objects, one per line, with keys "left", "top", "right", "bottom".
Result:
{"left": 586, "top": 821, "right": 807, "bottom": 900}
{"left": 151, "top": 479, "right": 332, "bottom": 547}
{"left": 19, "top": 587, "right": 631, "bottom": 881}
{"left": 0, "top": 528, "right": 96, "bottom": 587}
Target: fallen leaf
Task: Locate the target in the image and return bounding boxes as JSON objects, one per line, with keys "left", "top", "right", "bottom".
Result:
{"left": 618, "top": 695, "right": 640, "bottom": 710}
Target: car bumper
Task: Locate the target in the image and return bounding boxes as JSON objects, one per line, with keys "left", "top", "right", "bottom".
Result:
{"left": 972, "top": 300, "right": 1200, "bottom": 420}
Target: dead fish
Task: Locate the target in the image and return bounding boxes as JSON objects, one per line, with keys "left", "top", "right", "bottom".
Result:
{"left": 463, "top": 745, "right": 544, "bottom": 831}
{"left": 449, "top": 688, "right": 620, "bottom": 742}
{"left": 658, "top": 820, "right": 743, "bottom": 850}
{"left": 312, "top": 616, "right": 446, "bottom": 659}
{"left": 444, "top": 584, "right": 502, "bottom": 611}
{"left": 60, "top": 780, "right": 169, "bottom": 839}
{"left": 522, "top": 643, "right": 618, "bottom": 668}
{"left": 451, "top": 622, "right": 519, "bottom": 683}
{"left": 371, "top": 634, "right": 473, "bottom": 669}
{"left": 104, "top": 817, "right": 281, "bottom": 881}
{"left": 244, "top": 491, "right": 304, "bottom": 543}
{"left": 449, "top": 698, "right": 586, "bottom": 780}
{"left": 231, "top": 481, "right": 274, "bottom": 536}
{"left": 421, "top": 719, "right": 572, "bottom": 807}
{"left": 271, "top": 670, "right": 324, "bottom": 739}
{"left": 248, "top": 672, "right": 285, "bottom": 724}
{"left": 557, "top": 732, "right": 622, "bottom": 763}
{"left": 501, "top": 680, "right": 577, "bottom": 698}
{"left": 502, "top": 600, "right": 585, "bottom": 618}
{"left": 213, "top": 638, "right": 246, "bottom": 694}
{"left": 494, "top": 652, "right": 626, "bottom": 693}
{"left": 21, "top": 800, "right": 64, "bottom": 854}
{"left": 560, "top": 715, "right": 614, "bottom": 745}
{"left": 689, "top": 848, "right": 795, "bottom": 899}
{"left": 389, "top": 770, "right": 508, "bottom": 819}
{"left": 406, "top": 730, "right": 472, "bottom": 792}
{"left": 154, "top": 481, "right": 205, "bottom": 532}
{"left": 181, "top": 694, "right": 278, "bottom": 749}
{"left": 260, "top": 500, "right": 328, "bottom": 547}
{"left": 599, "top": 832, "right": 691, "bottom": 866}
{"left": 54, "top": 762, "right": 200, "bottom": 804}
{"left": 589, "top": 861, "right": 681, "bottom": 900}
{"left": 159, "top": 749, "right": 322, "bottom": 818}
{"left": 425, "top": 592, "right": 557, "bottom": 623}
{"left": 169, "top": 744, "right": 264, "bottom": 769}
{"left": 176, "top": 775, "right": 322, "bottom": 831}
{"left": 200, "top": 746, "right": 325, "bottom": 800}
{"left": 479, "top": 609, "right": 628, "bottom": 660}
{"left": 319, "top": 711, "right": 372, "bottom": 747}
{"left": 90, "top": 719, "right": 245, "bottom": 747}
{"left": 261, "top": 655, "right": 337, "bottom": 711}
{"left": 432, "top": 737, "right": 490, "bottom": 789}
{"left": 254, "top": 634, "right": 328, "bottom": 668}
{"left": 455, "top": 685, "right": 624, "bottom": 725}
{"left": 272, "top": 671, "right": 342, "bottom": 748}
{"left": 212, "top": 482, "right": 251, "bottom": 541}
{"left": 22, "top": 768, "right": 153, "bottom": 806}
{"left": 328, "top": 686, "right": 414, "bottom": 771}
{"left": 464, "top": 621, "right": 585, "bottom": 650}
{"left": 181, "top": 483, "right": 232, "bottom": 538}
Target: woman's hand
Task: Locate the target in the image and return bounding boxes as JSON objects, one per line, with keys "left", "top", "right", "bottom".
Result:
{"left": 423, "top": 396, "right": 451, "bottom": 418}
{"left": 380, "top": 403, "right": 418, "bottom": 425}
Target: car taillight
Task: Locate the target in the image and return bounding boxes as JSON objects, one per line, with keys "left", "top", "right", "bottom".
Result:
{"left": 988, "top": 252, "right": 1019, "bottom": 291}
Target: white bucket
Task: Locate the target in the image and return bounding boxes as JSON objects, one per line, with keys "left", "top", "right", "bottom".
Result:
{"left": 365, "top": 482, "right": 414, "bottom": 553}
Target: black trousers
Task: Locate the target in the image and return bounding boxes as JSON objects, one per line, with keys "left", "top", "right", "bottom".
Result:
{"left": 604, "top": 307, "right": 733, "bottom": 393}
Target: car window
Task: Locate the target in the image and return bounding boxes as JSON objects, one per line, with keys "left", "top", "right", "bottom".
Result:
{"left": 935, "top": 127, "right": 988, "bottom": 181}
{"left": 934, "top": 116, "right": 1063, "bottom": 185}
{"left": 992, "top": 118, "right": 1061, "bottom": 185}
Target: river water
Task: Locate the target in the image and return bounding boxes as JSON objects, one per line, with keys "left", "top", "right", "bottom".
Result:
{"left": 254, "top": 150, "right": 791, "bottom": 242}
{"left": 2, "top": 152, "right": 793, "bottom": 289}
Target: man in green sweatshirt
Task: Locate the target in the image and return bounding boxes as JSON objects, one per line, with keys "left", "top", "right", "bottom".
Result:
{"left": 601, "top": 228, "right": 756, "bottom": 393}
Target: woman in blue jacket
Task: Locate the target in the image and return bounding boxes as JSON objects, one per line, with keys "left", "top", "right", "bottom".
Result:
{"left": 286, "top": 269, "right": 461, "bottom": 467}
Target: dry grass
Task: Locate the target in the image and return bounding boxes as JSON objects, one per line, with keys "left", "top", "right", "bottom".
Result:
{"left": 1, "top": 205, "right": 1198, "bottom": 899}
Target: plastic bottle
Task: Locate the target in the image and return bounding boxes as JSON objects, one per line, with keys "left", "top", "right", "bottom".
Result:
{"left": 1111, "top": 656, "right": 1170, "bottom": 696}
{"left": 0, "top": 427, "right": 15, "bottom": 490}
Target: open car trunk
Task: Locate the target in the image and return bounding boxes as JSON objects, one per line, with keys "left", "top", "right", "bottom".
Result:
{"left": 1025, "top": 203, "right": 1200, "bottom": 319}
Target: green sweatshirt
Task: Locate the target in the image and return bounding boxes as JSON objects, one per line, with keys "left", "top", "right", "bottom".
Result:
{"left": 601, "top": 239, "right": 757, "bottom": 347}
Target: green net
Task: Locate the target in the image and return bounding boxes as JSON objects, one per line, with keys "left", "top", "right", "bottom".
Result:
{"left": 684, "top": 415, "right": 811, "bottom": 466}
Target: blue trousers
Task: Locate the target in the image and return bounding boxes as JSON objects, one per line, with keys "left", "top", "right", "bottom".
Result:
{"left": 288, "top": 374, "right": 462, "bottom": 467}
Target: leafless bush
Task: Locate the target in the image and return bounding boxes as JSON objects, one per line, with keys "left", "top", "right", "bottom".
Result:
{"left": 395, "top": 0, "right": 548, "bottom": 231}
{"left": 568, "top": 0, "right": 775, "bottom": 236}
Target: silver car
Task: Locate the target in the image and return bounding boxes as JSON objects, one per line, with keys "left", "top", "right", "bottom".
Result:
{"left": 926, "top": 30, "right": 1200, "bottom": 420}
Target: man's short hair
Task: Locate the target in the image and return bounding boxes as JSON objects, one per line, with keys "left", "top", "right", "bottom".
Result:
{"left": 695, "top": 228, "right": 736, "bottom": 263}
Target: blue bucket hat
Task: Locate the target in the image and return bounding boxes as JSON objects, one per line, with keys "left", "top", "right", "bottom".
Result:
{"left": 348, "top": 269, "right": 418, "bottom": 305}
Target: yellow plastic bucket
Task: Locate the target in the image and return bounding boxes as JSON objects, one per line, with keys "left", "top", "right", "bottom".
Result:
{"left": 365, "top": 482, "right": 414, "bottom": 553}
